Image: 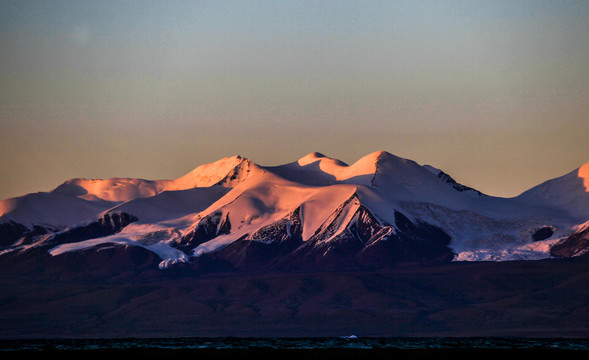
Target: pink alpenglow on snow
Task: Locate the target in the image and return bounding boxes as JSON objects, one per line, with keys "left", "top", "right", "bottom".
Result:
{"left": 1, "top": 151, "right": 588, "bottom": 268}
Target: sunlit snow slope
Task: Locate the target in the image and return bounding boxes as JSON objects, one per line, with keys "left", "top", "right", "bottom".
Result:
{"left": 1, "top": 152, "right": 587, "bottom": 269}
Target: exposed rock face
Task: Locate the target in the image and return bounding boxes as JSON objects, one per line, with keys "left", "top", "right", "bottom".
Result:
{"left": 191, "top": 207, "right": 306, "bottom": 272}
{"left": 246, "top": 206, "right": 304, "bottom": 245}
{"left": 437, "top": 170, "right": 483, "bottom": 195}
{"left": 174, "top": 211, "right": 232, "bottom": 253}
{"left": 551, "top": 225, "right": 589, "bottom": 257}
{"left": 188, "top": 194, "right": 454, "bottom": 272}
{"left": 532, "top": 226, "right": 554, "bottom": 241}
{"left": 0, "top": 221, "right": 31, "bottom": 246}
{"left": 0, "top": 221, "right": 57, "bottom": 247}
{"left": 46, "top": 212, "right": 138, "bottom": 247}
{"left": 290, "top": 195, "right": 454, "bottom": 270}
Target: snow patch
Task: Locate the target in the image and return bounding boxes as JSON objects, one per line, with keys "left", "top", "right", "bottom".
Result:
{"left": 2, "top": 152, "right": 587, "bottom": 267}
{"left": 454, "top": 237, "right": 563, "bottom": 261}
{"left": 48, "top": 223, "right": 188, "bottom": 267}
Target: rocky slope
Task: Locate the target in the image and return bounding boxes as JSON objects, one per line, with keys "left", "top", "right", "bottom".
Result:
{"left": 0, "top": 151, "right": 587, "bottom": 272}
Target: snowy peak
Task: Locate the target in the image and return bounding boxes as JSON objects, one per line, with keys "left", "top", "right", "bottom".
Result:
{"left": 514, "top": 161, "right": 589, "bottom": 221}
{"left": 341, "top": 151, "right": 385, "bottom": 184}
{"left": 267, "top": 150, "right": 438, "bottom": 189}
{"left": 267, "top": 150, "right": 416, "bottom": 187}
{"left": 345, "top": 150, "right": 397, "bottom": 174}
{"left": 297, "top": 152, "right": 327, "bottom": 166}
{"left": 1, "top": 151, "right": 588, "bottom": 270}
{"left": 0, "top": 191, "right": 112, "bottom": 229}
{"left": 352, "top": 152, "right": 487, "bottom": 205}
{"left": 348, "top": 151, "right": 459, "bottom": 191}
{"left": 265, "top": 152, "right": 348, "bottom": 186}
{"left": 170, "top": 155, "right": 250, "bottom": 189}
{"left": 0, "top": 155, "right": 257, "bottom": 237}
{"left": 368, "top": 152, "right": 451, "bottom": 195}
{"left": 51, "top": 177, "right": 161, "bottom": 202}
{"left": 372, "top": 150, "right": 403, "bottom": 164}
{"left": 360, "top": 150, "right": 412, "bottom": 167}
{"left": 50, "top": 155, "right": 252, "bottom": 203}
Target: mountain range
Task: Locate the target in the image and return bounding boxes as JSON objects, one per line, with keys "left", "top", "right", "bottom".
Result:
{"left": 1, "top": 151, "right": 588, "bottom": 338}
{"left": 1, "top": 150, "right": 588, "bottom": 271}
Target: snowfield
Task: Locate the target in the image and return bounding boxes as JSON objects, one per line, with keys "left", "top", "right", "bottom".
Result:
{"left": 1, "top": 151, "right": 588, "bottom": 267}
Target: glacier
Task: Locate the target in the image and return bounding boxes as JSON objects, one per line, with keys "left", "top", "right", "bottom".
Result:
{"left": 1, "top": 151, "right": 588, "bottom": 269}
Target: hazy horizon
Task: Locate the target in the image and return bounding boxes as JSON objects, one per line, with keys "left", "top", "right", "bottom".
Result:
{"left": 2, "top": 0, "right": 588, "bottom": 200}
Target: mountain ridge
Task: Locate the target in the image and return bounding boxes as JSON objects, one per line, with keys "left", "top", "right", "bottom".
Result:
{"left": 2, "top": 151, "right": 589, "bottom": 339}
{"left": 1, "top": 151, "right": 588, "bottom": 271}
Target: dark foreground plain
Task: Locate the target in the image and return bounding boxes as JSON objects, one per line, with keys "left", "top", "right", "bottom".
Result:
{"left": 2, "top": 337, "right": 589, "bottom": 359}
{"left": 1, "top": 246, "right": 589, "bottom": 340}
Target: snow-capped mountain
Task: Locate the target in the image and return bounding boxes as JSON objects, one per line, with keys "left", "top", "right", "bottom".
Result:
{"left": 1, "top": 151, "right": 587, "bottom": 272}
{"left": 514, "top": 161, "right": 589, "bottom": 222}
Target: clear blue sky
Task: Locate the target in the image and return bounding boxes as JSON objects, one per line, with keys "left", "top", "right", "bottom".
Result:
{"left": 1, "top": 0, "right": 588, "bottom": 199}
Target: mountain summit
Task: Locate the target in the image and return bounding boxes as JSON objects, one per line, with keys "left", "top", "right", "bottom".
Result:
{"left": 1, "top": 152, "right": 588, "bottom": 271}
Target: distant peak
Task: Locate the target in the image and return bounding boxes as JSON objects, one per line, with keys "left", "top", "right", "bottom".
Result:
{"left": 365, "top": 151, "right": 400, "bottom": 162}
{"left": 172, "top": 155, "right": 251, "bottom": 189}
{"left": 298, "top": 152, "right": 327, "bottom": 166}
{"left": 356, "top": 151, "right": 409, "bottom": 169}
{"left": 310, "top": 151, "right": 326, "bottom": 158}
{"left": 372, "top": 150, "right": 392, "bottom": 157}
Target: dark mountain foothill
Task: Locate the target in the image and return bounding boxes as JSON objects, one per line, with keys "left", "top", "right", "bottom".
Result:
{"left": 1, "top": 247, "right": 588, "bottom": 338}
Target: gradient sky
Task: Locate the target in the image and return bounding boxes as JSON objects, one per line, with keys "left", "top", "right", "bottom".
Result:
{"left": 1, "top": 0, "right": 588, "bottom": 200}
